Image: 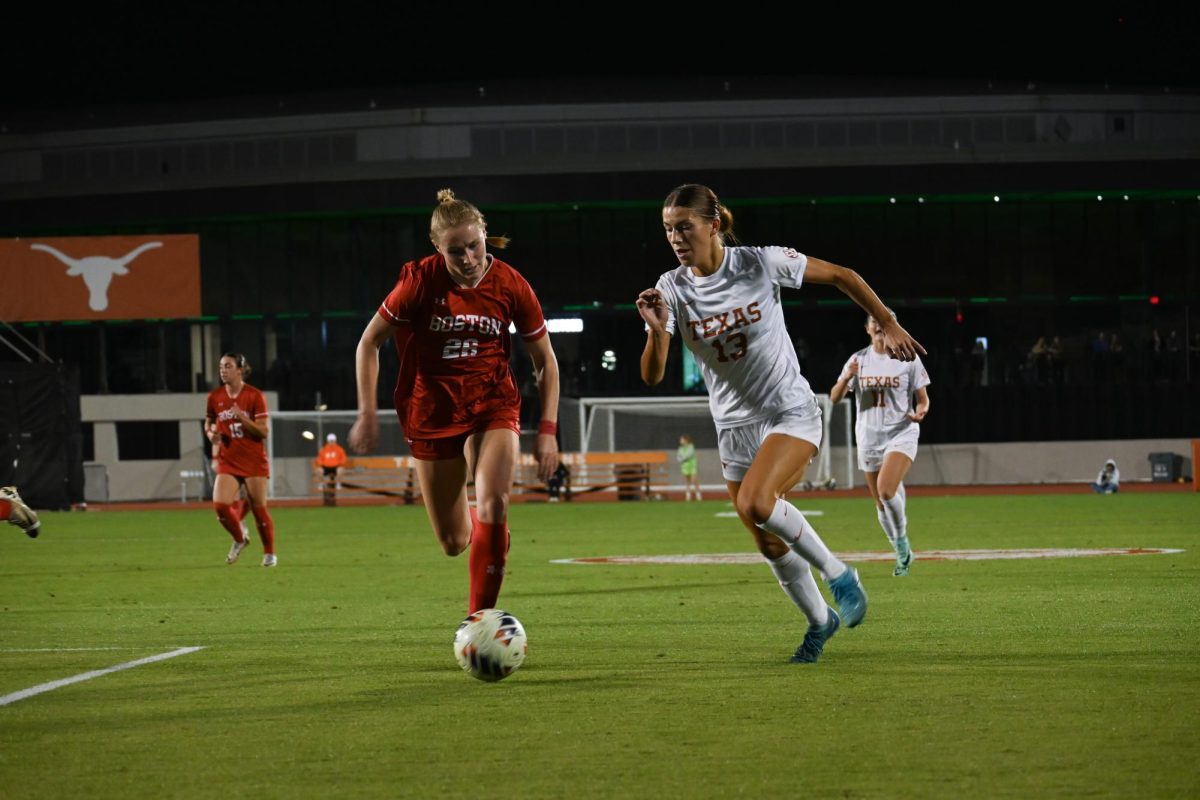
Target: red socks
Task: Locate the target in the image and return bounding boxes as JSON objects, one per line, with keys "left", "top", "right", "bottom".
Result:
{"left": 216, "top": 501, "right": 275, "bottom": 556}
{"left": 0, "top": 499, "right": 11, "bottom": 519}
{"left": 468, "top": 519, "right": 509, "bottom": 613}
{"left": 214, "top": 502, "right": 245, "bottom": 542}
{"left": 249, "top": 505, "right": 276, "bottom": 555}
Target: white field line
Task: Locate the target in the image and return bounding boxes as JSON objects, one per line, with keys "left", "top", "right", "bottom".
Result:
{"left": 0, "top": 647, "right": 131, "bottom": 653}
{"left": 715, "top": 510, "right": 823, "bottom": 518}
{"left": 551, "top": 548, "right": 1185, "bottom": 565}
{"left": 0, "top": 646, "right": 205, "bottom": 707}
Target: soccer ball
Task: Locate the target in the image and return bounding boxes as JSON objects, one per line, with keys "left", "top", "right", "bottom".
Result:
{"left": 453, "top": 609, "right": 528, "bottom": 682}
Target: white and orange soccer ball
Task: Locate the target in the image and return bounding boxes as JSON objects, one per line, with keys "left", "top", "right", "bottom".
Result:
{"left": 453, "top": 609, "right": 528, "bottom": 682}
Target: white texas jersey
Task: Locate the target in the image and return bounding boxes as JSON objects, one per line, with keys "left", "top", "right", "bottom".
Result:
{"left": 840, "top": 347, "right": 931, "bottom": 448}
{"left": 654, "top": 246, "right": 813, "bottom": 427}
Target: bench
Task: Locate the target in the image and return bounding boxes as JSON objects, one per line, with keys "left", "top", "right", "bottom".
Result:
{"left": 513, "top": 450, "right": 670, "bottom": 502}
{"left": 315, "top": 451, "right": 670, "bottom": 504}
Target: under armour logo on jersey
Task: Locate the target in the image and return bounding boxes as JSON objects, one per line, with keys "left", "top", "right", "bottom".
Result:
{"left": 434, "top": 297, "right": 448, "bottom": 306}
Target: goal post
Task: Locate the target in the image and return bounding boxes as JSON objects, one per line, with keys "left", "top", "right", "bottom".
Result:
{"left": 561, "top": 395, "right": 854, "bottom": 489}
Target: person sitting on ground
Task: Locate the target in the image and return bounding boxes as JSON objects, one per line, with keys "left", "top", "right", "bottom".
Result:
{"left": 1092, "top": 459, "right": 1120, "bottom": 494}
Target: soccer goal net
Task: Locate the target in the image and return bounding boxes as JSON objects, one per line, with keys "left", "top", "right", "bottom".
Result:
{"left": 560, "top": 395, "right": 854, "bottom": 489}
{"left": 267, "top": 409, "right": 409, "bottom": 498}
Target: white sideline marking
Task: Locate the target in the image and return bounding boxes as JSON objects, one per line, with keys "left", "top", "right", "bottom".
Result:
{"left": 552, "top": 548, "right": 1184, "bottom": 566}
{"left": 715, "top": 510, "right": 823, "bottom": 518}
{"left": 0, "top": 646, "right": 205, "bottom": 707}
{"left": 0, "top": 647, "right": 130, "bottom": 653}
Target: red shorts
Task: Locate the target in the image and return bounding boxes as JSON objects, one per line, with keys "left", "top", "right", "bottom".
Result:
{"left": 407, "top": 412, "right": 520, "bottom": 461}
{"left": 214, "top": 464, "right": 269, "bottom": 479}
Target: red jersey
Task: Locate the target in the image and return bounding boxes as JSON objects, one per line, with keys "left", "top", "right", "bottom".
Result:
{"left": 378, "top": 253, "right": 547, "bottom": 439}
{"left": 206, "top": 383, "right": 271, "bottom": 477}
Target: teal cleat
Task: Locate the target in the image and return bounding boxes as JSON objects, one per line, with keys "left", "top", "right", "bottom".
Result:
{"left": 893, "top": 550, "right": 913, "bottom": 577}
{"left": 790, "top": 607, "right": 840, "bottom": 663}
{"left": 828, "top": 567, "right": 868, "bottom": 627}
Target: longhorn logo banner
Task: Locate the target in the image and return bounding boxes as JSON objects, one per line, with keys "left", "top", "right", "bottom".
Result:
{"left": 0, "top": 234, "right": 201, "bottom": 322}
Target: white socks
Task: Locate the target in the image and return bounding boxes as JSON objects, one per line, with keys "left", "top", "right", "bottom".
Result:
{"left": 877, "top": 507, "right": 898, "bottom": 544}
{"left": 767, "top": 551, "right": 828, "bottom": 626}
{"left": 881, "top": 493, "right": 906, "bottom": 539}
{"left": 758, "top": 498, "right": 847, "bottom": 581}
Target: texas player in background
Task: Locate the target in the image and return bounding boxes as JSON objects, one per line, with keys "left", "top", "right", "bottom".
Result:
{"left": 205, "top": 353, "right": 278, "bottom": 567}
{"left": 830, "top": 311, "right": 931, "bottom": 576}
{"left": 350, "top": 189, "right": 559, "bottom": 614}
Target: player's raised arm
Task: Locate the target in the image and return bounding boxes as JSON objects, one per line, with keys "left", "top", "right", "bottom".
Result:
{"left": 637, "top": 288, "right": 671, "bottom": 385}
{"left": 804, "top": 257, "right": 926, "bottom": 361}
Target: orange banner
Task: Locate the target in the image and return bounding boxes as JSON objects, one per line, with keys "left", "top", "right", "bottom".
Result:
{"left": 0, "top": 235, "right": 201, "bottom": 322}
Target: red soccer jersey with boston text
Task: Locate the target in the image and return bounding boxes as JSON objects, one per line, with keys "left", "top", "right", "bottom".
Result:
{"left": 379, "top": 253, "right": 547, "bottom": 439}
{"left": 206, "top": 384, "right": 271, "bottom": 477}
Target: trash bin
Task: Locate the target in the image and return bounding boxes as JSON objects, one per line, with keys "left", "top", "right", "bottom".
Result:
{"left": 1148, "top": 452, "right": 1183, "bottom": 483}
{"left": 615, "top": 464, "right": 647, "bottom": 501}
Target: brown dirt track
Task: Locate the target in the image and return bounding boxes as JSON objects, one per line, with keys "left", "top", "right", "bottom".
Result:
{"left": 83, "top": 480, "right": 1193, "bottom": 513}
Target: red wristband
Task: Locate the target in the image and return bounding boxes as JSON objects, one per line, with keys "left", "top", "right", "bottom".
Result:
{"left": 538, "top": 420, "right": 558, "bottom": 436}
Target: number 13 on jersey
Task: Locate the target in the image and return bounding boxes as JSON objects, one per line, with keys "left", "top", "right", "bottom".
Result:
{"left": 711, "top": 332, "right": 747, "bottom": 362}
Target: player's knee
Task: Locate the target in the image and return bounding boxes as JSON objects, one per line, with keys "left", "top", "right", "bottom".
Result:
{"left": 734, "top": 490, "right": 775, "bottom": 526}
{"left": 754, "top": 534, "right": 788, "bottom": 559}
{"left": 438, "top": 532, "right": 469, "bottom": 557}
{"left": 878, "top": 484, "right": 898, "bottom": 502}
{"left": 475, "top": 494, "right": 510, "bottom": 524}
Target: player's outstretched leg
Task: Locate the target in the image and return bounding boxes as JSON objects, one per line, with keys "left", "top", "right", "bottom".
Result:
{"left": 0, "top": 487, "right": 40, "bottom": 538}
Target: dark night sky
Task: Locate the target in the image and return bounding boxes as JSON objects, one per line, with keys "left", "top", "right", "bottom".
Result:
{"left": 3, "top": 4, "right": 1198, "bottom": 115}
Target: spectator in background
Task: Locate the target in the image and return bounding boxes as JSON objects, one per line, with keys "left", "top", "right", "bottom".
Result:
{"left": 1110, "top": 334, "right": 1126, "bottom": 382}
{"left": 970, "top": 339, "right": 987, "bottom": 386}
{"left": 1149, "top": 329, "right": 1166, "bottom": 381}
{"left": 1047, "top": 336, "right": 1064, "bottom": 384}
{"left": 1092, "top": 459, "right": 1120, "bottom": 494}
{"left": 677, "top": 434, "right": 700, "bottom": 501}
{"left": 546, "top": 461, "right": 570, "bottom": 502}
{"left": 314, "top": 433, "right": 348, "bottom": 506}
{"left": 1027, "top": 336, "right": 1049, "bottom": 384}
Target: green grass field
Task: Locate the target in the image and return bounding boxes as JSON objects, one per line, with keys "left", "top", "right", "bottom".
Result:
{"left": 1, "top": 493, "right": 1197, "bottom": 799}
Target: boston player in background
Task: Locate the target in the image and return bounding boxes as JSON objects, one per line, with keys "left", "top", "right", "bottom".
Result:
{"left": 205, "top": 353, "right": 278, "bottom": 567}
{"left": 637, "top": 184, "right": 924, "bottom": 664}
{"left": 350, "top": 189, "right": 559, "bottom": 614}
{"left": 830, "top": 311, "right": 931, "bottom": 576}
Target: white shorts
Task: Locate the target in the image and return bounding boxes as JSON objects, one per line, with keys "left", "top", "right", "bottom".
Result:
{"left": 857, "top": 425, "right": 920, "bottom": 472}
{"left": 717, "top": 400, "right": 823, "bottom": 482}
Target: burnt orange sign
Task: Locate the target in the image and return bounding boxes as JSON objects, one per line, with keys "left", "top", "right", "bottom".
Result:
{"left": 0, "top": 234, "right": 201, "bottom": 322}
